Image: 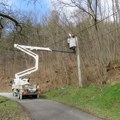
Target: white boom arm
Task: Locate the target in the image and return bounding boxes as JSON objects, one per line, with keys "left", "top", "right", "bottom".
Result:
{"left": 14, "top": 44, "right": 52, "bottom": 79}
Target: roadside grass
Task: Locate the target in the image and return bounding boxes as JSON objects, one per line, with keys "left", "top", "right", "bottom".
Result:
{"left": 44, "top": 83, "right": 120, "bottom": 120}
{"left": 0, "top": 96, "right": 30, "bottom": 120}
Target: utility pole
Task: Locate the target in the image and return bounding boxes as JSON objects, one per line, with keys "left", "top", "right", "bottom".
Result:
{"left": 67, "top": 34, "right": 83, "bottom": 87}
{"left": 76, "top": 37, "right": 83, "bottom": 87}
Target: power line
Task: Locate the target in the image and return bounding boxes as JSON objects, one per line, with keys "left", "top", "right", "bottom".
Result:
{"left": 46, "top": 25, "right": 120, "bottom": 58}
{"left": 101, "top": 26, "right": 120, "bottom": 37}
{"left": 46, "top": 11, "right": 118, "bottom": 47}
{"left": 52, "top": 48, "right": 74, "bottom": 53}
{"left": 75, "top": 11, "right": 117, "bottom": 36}
{"left": 66, "top": 23, "right": 120, "bottom": 43}
{"left": 49, "top": 22, "right": 120, "bottom": 53}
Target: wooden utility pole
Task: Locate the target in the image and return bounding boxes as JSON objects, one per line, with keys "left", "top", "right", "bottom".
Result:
{"left": 67, "top": 33, "right": 83, "bottom": 87}
{"left": 76, "top": 37, "right": 83, "bottom": 87}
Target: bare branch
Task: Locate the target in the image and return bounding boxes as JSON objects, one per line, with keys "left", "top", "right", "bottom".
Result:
{"left": 0, "top": 13, "right": 22, "bottom": 32}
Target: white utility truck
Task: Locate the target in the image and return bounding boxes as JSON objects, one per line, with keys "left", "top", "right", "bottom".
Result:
{"left": 11, "top": 44, "right": 52, "bottom": 100}
{"left": 11, "top": 42, "right": 74, "bottom": 100}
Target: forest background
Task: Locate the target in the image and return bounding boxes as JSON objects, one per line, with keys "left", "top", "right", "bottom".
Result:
{"left": 0, "top": 0, "right": 120, "bottom": 91}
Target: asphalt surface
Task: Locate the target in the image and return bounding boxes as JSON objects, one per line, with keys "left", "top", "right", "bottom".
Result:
{"left": 0, "top": 93, "right": 103, "bottom": 120}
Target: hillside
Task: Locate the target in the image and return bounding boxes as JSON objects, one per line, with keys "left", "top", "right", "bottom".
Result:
{"left": 0, "top": 49, "right": 78, "bottom": 91}
{"left": 0, "top": 47, "right": 120, "bottom": 91}
{"left": 0, "top": 0, "right": 120, "bottom": 91}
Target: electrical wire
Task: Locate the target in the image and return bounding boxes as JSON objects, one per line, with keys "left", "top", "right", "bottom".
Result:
{"left": 49, "top": 23, "right": 120, "bottom": 54}
{"left": 46, "top": 11, "right": 118, "bottom": 47}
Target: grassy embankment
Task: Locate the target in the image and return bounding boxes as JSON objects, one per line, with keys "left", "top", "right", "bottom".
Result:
{"left": 44, "top": 83, "right": 120, "bottom": 120}
{"left": 0, "top": 96, "right": 30, "bottom": 120}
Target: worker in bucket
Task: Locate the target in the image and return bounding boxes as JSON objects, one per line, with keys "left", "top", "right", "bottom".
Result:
{"left": 67, "top": 33, "right": 77, "bottom": 53}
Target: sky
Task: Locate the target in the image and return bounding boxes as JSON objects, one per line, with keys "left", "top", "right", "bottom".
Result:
{"left": 1, "top": 0, "right": 114, "bottom": 23}
{"left": 2, "top": 0, "right": 75, "bottom": 17}
{"left": 52, "top": 0, "right": 114, "bottom": 22}
{"left": 14, "top": 0, "right": 51, "bottom": 15}
{"left": 2, "top": 0, "right": 52, "bottom": 22}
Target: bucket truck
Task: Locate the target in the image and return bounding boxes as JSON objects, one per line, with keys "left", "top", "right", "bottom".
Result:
{"left": 11, "top": 43, "right": 74, "bottom": 100}
{"left": 11, "top": 44, "right": 52, "bottom": 100}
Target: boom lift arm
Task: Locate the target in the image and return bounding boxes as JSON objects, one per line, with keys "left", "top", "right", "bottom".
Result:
{"left": 14, "top": 44, "right": 52, "bottom": 81}
{"left": 13, "top": 44, "right": 73, "bottom": 85}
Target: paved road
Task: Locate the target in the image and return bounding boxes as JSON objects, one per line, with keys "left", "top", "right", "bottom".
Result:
{"left": 0, "top": 93, "right": 103, "bottom": 120}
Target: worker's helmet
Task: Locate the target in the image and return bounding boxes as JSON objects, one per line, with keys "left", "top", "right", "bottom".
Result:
{"left": 68, "top": 33, "right": 72, "bottom": 37}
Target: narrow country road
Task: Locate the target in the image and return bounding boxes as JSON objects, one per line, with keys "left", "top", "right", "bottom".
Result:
{"left": 0, "top": 93, "right": 103, "bottom": 120}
